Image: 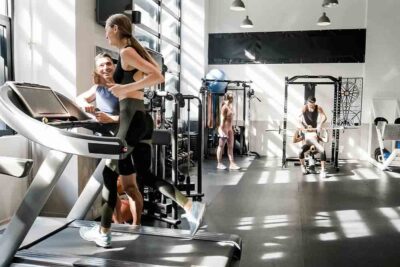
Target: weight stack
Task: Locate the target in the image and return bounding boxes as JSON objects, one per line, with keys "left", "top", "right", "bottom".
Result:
{"left": 189, "top": 132, "right": 198, "bottom": 160}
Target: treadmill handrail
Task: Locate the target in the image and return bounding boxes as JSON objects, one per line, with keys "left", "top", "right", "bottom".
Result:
{"left": 0, "top": 82, "right": 127, "bottom": 159}
{"left": 0, "top": 156, "right": 33, "bottom": 178}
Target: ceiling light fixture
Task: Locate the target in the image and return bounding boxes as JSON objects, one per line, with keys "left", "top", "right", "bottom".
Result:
{"left": 123, "top": 3, "right": 132, "bottom": 14}
{"left": 322, "top": 0, "right": 339, "bottom": 8}
{"left": 240, "top": 16, "right": 254, "bottom": 28}
{"left": 230, "top": 0, "right": 246, "bottom": 11}
{"left": 317, "top": 12, "right": 331, "bottom": 26}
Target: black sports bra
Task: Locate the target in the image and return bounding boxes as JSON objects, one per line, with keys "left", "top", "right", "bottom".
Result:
{"left": 113, "top": 46, "right": 141, "bottom": 89}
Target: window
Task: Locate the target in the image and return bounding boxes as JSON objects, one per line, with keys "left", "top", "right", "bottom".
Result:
{"left": 161, "top": 9, "right": 179, "bottom": 44}
{"left": 133, "top": 0, "right": 181, "bottom": 93}
{"left": 165, "top": 72, "right": 179, "bottom": 93}
{"left": 161, "top": 0, "right": 179, "bottom": 17}
{"left": 161, "top": 40, "right": 180, "bottom": 74}
{"left": 133, "top": 0, "right": 159, "bottom": 34}
{"left": 135, "top": 26, "right": 159, "bottom": 51}
{"left": 0, "top": 0, "right": 14, "bottom": 136}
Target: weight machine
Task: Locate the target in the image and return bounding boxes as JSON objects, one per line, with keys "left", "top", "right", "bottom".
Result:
{"left": 368, "top": 98, "right": 400, "bottom": 170}
{"left": 146, "top": 90, "right": 204, "bottom": 223}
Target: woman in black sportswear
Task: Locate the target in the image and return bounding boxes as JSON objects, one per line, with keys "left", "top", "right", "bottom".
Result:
{"left": 80, "top": 14, "right": 205, "bottom": 248}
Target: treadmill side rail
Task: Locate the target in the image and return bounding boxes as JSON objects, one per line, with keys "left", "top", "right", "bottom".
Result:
{"left": 0, "top": 150, "right": 72, "bottom": 267}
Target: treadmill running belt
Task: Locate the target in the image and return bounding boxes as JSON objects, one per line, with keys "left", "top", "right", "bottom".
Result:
{"left": 25, "top": 227, "right": 235, "bottom": 266}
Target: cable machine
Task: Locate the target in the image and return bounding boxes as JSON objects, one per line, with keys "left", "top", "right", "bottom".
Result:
{"left": 282, "top": 75, "right": 342, "bottom": 170}
{"left": 146, "top": 90, "right": 204, "bottom": 223}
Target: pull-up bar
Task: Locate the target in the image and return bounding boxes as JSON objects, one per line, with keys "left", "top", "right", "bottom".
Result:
{"left": 287, "top": 75, "right": 340, "bottom": 83}
{"left": 201, "top": 78, "right": 253, "bottom": 84}
{"left": 289, "top": 82, "right": 337, "bottom": 85}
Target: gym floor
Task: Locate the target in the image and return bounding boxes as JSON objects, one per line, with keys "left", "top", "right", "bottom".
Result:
{"left": 193, "top": 157, "right": 400, "bottom": 267}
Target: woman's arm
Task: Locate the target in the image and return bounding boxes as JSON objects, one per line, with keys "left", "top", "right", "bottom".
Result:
{"left": 219, "top": 105, "right": 228, "bottom": 128}
{"left": 110, "top": 47, "right": 164, "bottom": 97}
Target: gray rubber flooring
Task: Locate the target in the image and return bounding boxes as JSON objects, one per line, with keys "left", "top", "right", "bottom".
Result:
{"left": 199, "top": 157, "right": 400, "bottom": 267}
{"left": 28, "top": 226, "right": 234, "bottom": 266}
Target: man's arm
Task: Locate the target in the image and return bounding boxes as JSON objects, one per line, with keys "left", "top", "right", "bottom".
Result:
{"left": 76, "top": 85, "right": 97, "bottom": 113}
{"left": 317, "top": 106, "right": 327, "bottom": 130}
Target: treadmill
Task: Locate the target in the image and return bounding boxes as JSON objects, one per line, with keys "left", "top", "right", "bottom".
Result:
{"left": 0, "top": 82, "right": 242, "bottom": 267}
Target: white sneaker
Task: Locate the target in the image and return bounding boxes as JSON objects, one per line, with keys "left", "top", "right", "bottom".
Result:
{"left": 79, "top": 225, "right": 111, "bottom": 248}
{"left": 217, "top": 163, "right": 227, "bottom": 170}
{"left": 320, "top": 171, "right": 327, "bottom": 178}
{"left": 229, "top": 164, "right": 241, "bottom": 170}
{"left": 301, "top": 165, "right": 308, "bottom": 175}
{"left": 186, "top": 202, "right": 206, "bottom": 236}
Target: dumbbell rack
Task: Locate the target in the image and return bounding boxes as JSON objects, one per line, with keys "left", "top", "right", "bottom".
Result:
{"left": 165, "top": 134, "right": 199, "bottom": 198}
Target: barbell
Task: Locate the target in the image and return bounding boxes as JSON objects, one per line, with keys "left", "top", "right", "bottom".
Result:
{"left": 265, "top": 125, "right": 347, "bottom": 135}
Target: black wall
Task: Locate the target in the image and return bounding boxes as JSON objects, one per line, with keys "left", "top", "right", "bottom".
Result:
{"left": 209, "top": 29, "right": 366, "bottom": 65}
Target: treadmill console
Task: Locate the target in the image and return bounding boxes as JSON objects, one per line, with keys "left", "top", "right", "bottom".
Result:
{"left": 11, "top": 83, "right": 71, "bottom": 120}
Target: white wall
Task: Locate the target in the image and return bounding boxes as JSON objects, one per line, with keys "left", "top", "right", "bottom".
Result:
{"left": 364, "top": 0, "right": 400, "bottom": 123}
{"left": 181, "top": 0, "right": 208, "bottom": 121}
{"left": 12, "top": 0, "right": 78, "bottom": 217}
{"left": 207, "top": 0, "right": 368, "bottom": 158}
{"left": 14, "top": 0, "right": 77, "bottom": 98}
{"left": 363, "top": 0, "right": 400, "bottom": 159}
{"left": 208, "top": 0, "right": 366, "bottom": 34}
{"left": 181, "top": 0, "right": 208, "bottom": 95}
{"left": 0, "top": 136, "right": 29, "bottom": 224}
{"left": 6, "top": 0, "right": 109, "bottom": 218}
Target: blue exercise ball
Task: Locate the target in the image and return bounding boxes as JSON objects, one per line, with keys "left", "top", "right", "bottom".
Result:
{"left": 206, "top": 69, "right": 227, "bottom": 94}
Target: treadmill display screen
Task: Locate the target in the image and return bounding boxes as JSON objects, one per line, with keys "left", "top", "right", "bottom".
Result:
{"left": 14, "top": 85, "right": 70, "bottom": 119}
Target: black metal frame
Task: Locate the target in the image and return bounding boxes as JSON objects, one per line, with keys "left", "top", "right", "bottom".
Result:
{"left": 169, "top": 93, "right": 204, "bottom": 220}
{"left": 282, "top": 75, "right": 342, "bottom": 170}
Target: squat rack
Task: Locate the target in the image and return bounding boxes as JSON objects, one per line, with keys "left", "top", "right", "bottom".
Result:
{"left": 282, "top": 75, "right": 342, "bottom": 170}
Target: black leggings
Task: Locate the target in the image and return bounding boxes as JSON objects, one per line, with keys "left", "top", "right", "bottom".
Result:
{"left": 101, "top": 99, "right": 186, "bottom": 228}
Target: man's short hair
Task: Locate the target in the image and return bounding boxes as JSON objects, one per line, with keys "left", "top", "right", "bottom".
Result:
{"left": 307, "top": 96, "right": 316, "bottom": 103}
{"left": 95, "top": 52, "right": 113, "bottom": 63}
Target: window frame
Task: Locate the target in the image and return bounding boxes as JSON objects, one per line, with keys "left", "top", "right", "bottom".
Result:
{"left": 0, "top": 0, "right": 15, "bottom": 137}
{"left": 133, "top": 0, "right": 181, "bottom": 92}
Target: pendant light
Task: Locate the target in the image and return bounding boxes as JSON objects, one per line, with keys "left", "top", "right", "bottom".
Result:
{"left": 322, "top": 0, "right": 338, "bottom": 8}
{"left": 240, "top": 15, "right": 254, "bottom": 28}
{"left": 317, "top": 12, "right": 331, "bottom": 26}
{"left": 230, "top": 0, "right": 245, "bottom": 11}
